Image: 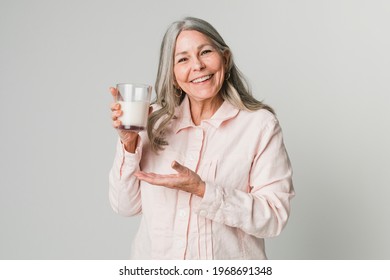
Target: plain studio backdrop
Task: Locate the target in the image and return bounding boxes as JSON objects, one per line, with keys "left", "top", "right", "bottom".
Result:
{"left": 1, "top": 0, "right": 389, "bottom": 260}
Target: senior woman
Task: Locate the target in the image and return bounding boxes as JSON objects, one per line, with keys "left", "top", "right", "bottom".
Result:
{"left": 109, "top": 17, "right": 294, "bottom": 259}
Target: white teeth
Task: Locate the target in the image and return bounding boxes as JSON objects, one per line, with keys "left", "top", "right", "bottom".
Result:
{"left": 192, "top": 75, "right": 212, "bottom": 83}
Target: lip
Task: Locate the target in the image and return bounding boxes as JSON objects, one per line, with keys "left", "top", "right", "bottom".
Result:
{"left": 191, "top": 74, "right": 213, "bottom": 83}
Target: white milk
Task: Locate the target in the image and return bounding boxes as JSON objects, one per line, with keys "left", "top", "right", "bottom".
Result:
{"left": 118, "top": 101, "right": 149, "bottom": 129}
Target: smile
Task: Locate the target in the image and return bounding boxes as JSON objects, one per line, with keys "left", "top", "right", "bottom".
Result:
{"left": 191, "top": 74, "right": 213, "bottom": 83}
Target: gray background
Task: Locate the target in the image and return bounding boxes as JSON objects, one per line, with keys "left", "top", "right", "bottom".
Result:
{"left": 1, "top": 0, "right": 389, "bottom": 259}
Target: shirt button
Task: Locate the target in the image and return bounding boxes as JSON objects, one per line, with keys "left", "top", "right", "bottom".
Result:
{"left": 179, "top": 209, "right": 186, "bottom": 217}
{"left": 177, "top": 240, "right": 185, "bottom": 248}
{"left": 199, "top": 209, "right": 208, "bottom": 216}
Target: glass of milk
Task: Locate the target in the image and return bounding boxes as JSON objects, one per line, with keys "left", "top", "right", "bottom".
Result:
{"left": 116, "top": 83, "right": 152, "bottom": 131}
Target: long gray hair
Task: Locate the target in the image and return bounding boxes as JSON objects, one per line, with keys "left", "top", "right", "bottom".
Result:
{"left": 148, "top": 17, "right": 274, "bottom": 152}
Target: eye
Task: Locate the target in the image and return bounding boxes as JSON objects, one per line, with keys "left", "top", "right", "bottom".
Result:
{"left": 176, "top": 57, "right": 187, "bottom": 63}
{"left": 201, "top": 49, "right": 212, "bottom": 55}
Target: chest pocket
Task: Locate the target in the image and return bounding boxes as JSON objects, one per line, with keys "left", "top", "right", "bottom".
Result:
{"left": 198, "top": 154, "right": 252, "bottom": 192}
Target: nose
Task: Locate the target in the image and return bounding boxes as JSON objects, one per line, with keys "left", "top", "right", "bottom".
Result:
{"left": 192, "top": 57, "right": 205, "bottom": 71}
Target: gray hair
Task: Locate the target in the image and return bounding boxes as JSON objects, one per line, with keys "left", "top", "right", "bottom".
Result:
{"left": 148, "top": 17, "right": 274, "bottom": 152}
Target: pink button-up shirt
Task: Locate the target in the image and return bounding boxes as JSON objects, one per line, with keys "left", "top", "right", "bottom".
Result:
{"left": 109, "top": 96, "right": 294, "bottom": 259}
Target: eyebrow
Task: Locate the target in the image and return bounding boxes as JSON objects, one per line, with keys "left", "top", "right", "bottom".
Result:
{"left": 174, "top": 44, "right": 214, "bottom": 57}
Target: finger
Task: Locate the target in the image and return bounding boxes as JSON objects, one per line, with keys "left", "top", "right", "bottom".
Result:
{"left": 135, "top": 171, "right": 175, "bottom": 180}
{"left": 111, "top": 110, "right": 122, "bottom": 120}
{"left": 113, "top": 120, "right": 122, "bottom": 128}
{"left": 134, "top": 171, "right": 155, "bottom": 178}
{"left": 109, "top": 87, "right": 118, "bottom": 99}
{"left": 171, "top": 161, "right": 187, "bottom": 174}
{"left": 135, "top": 171, "right": 177, "bottom": 185}
{"left": 110, "top": 102, "right": 121, "bottom": 111}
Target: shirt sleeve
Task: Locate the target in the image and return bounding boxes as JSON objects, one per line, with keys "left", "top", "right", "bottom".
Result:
{"left": 108, "top": 138, "right": 143, "bottom": 216}
{"left": 196, "top": 117, "right": 295, "bottom": 238}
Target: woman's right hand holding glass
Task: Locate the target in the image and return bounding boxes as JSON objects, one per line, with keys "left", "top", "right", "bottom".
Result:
{"left": 110, "top": 87, "right": 139, "bottom": 153}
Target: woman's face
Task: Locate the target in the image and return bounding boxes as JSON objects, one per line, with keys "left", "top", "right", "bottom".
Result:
{"left": 173, "top": 30, "right": 228, "bottom": 103}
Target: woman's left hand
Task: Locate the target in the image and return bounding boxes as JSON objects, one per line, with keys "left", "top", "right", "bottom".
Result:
{"left": 134, "top": 161, "right": 205, "bottom": 197}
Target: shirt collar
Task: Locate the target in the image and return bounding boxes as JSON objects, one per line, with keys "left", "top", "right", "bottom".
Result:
{"left": 174, "top": 95, "right": 240, "bottom": 133}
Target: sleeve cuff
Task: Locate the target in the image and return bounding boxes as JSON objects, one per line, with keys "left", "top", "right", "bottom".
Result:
{"left": 196, "top": 182, "right": 224, "bottom": 219}
{"left": 115, "top": 138, "right": 143, "bottom": 178}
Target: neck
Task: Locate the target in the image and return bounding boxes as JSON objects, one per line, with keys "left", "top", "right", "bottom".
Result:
{"left": 188, "top": 95, "right": 224, "bottom": 126}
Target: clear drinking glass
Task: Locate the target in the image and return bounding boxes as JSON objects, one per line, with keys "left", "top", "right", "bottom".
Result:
{"left": 116, "top": 83, "right": 152, "bottom": 131}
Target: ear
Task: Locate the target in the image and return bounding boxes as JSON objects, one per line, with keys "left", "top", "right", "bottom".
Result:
{"left": 172, "top": 77, "right": 179, "bottom": 89}
{"left": 223, "top": 49, "right": 231, "bottom": 69}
